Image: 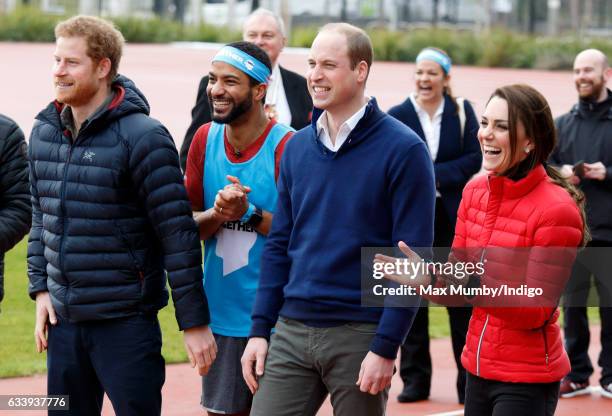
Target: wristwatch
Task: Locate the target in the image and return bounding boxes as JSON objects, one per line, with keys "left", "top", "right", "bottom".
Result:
{"left": 245, "top": 206, "right": 263, "bottom": 227}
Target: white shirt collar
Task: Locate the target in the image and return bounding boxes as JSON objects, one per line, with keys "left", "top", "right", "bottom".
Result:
{"left": 409, "top": 93, "right": 444, "bottom": 119}
{"left": 265, "top": 64, "right": 292, "bottom": 126}
{"left": 409, "top": 93, "right": 444, "bottom": 197}
{"left": 316, "top": 99, "right": 369, "bottom": 152}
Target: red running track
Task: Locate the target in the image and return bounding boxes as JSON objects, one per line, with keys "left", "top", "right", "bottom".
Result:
{"left": 0, "top": 41, "right": 594, "bottom": 146}
{"left": 0, "top": 327, "right": 607, "bottom": 415}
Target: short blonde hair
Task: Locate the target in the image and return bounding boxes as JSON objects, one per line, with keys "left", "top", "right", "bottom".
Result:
{"left": 55, "top": 15, "right": 124, "bottom": 82}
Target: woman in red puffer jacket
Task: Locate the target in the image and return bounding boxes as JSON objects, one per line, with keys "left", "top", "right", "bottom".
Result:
{"left": 380, "top": 84, "right": 588, "bottom": 416}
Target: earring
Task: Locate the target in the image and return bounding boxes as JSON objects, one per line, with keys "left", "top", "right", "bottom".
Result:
{"left": 524, "top": 147, "right": 531, "bottom": 154}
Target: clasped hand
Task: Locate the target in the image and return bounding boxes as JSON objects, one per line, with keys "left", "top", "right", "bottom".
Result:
{"left": 214, "top": 175, "right": 251, "bottom": 222}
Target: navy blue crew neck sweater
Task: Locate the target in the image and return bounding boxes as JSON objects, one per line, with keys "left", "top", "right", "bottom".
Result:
{"left": 249, "top": 98, "right": 436, "bottom": 359}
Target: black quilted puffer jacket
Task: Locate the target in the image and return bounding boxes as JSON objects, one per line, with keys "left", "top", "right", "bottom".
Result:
{"left": 27, "top": 75, "right": 209, "bottom": 329}
{"left": 0, "top": 114, "right": 31, "bottom": 304}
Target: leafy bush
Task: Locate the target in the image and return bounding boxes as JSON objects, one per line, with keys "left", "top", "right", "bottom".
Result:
{"left": 0, "top": 6, "right": 239, "bottom": 44}
{"left": 531, "top": 36, "right": 612, "bottom": 70}
{"left": 113, "top": 17, "right": 184, "bottom": 43}
{"left": 288, "top": 26, "right": 612, "bottom": 70}
{"left": 478, "top": 29, "right": 533, "bottom": 68}
{"left": 184, "top": 23, "right": 240, "bottom": 43}
{"left": 0, "top": 6, "right": 60, "bottom": 41}
{"left": 290, "top": 26, "right": 318, "bottom": 48}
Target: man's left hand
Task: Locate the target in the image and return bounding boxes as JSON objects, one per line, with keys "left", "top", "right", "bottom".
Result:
{"left": 356, "top": 351, "right": 394, "bottom": 395}
{"left": 183, "top": 325, "right": 217, "bottom": 376}
{"left": 583, "top": 162, "right": 607, "bottom": 181}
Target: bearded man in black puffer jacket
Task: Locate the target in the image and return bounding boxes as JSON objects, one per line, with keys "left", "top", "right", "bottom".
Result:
{"left": 28, "top": 15, "right": 216, "bottom": 416}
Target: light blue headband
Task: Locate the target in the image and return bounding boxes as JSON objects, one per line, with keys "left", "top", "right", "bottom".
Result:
{"left": 212, "top": 46, "right": 271, "bottom": 84}
{"left": 416, "top": 48, "right": 452, "bottom": 74}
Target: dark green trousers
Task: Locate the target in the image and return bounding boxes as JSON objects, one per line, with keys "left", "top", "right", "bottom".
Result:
{"left": 250, "top": 317, "right": 390, "bottom": 416}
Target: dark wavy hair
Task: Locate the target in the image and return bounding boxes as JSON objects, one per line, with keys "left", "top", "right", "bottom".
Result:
{"left": 489, "top": 84, "right": 590, "bottom": 246}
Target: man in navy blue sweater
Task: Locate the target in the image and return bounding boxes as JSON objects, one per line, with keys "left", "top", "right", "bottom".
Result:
{"left": 241, "top": 23, "right": 436, "bottom": 415}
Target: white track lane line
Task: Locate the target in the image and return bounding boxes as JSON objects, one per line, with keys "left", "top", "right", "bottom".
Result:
{"left": 425, "top": 409, "right": 464, "bottom": 416}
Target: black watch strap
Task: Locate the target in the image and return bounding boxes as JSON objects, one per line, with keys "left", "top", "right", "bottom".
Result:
{"left": 246, "top": 206, "right": 263, "bottom": 227}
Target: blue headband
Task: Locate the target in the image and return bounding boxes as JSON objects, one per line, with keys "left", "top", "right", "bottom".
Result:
{"left": 212, "top": 46, "right": 271, "bottom": 84}
{"left": 416, "top": 48, "right": 452, "bottom": 74}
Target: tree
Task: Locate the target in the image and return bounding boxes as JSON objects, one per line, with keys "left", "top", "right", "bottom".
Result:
{"left": 378, "top": 0, "right": 385, "bottom": 26}
{"left": 481, "top": 0, "right": 492, "bottom": 32}
{"left": 280, "top": 0, "right": 291, "bottom": 41}
{"left": 153, "top": 0, "right": 168, "bottom": 18}
{"left": 173, "top": 0, "right": 187, "bottom": 22}
{"left": 527, "top": 0, "right": 536, "bottom": 33}
{"left": 547, "top": 0, "right": 561, "bottom": 36}
{"left": 402, "top": 0, "right": 412, "bottom": 23}
{"left": 227, "top": 0, "right": 236, "bottom": 28}
{"left": 445, "top": 0, "right": 459, "bottom": 23}
{"left": 598, "top": 0, "right": 607, "bottom": 28}
{"left": 432, "top": 0, "right": 440, "bottom": 27}
{"left": 570, "top": 0, "right": 580, "bottom": 31}
{"left": 581, "top": 0, "right": 593, "bottom": 30}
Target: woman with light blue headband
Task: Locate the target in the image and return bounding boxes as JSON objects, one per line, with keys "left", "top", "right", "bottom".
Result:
{"left": 388, "top": 47, "right": 482, "bottom": 405}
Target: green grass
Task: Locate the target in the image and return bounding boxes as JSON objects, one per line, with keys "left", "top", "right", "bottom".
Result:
{"left": 0, "top": 238, "right": 187, "bottom": 378}
{"left": 0, "top": 238, "right": 45, "bottom": 377}
{"left": 0, "top": 238, "right": 601, "bottom": 378}
{"left": 429, "top": 308, "right": 453, "bottom": 338}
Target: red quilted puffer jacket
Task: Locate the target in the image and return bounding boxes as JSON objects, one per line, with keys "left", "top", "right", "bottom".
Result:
{"left": 454, "top": 165, "right": 583, "bottom": 383}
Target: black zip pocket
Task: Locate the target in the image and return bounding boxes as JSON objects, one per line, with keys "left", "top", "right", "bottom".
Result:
{"left": 113, "top": 222, "right": 145, "bottom": 281}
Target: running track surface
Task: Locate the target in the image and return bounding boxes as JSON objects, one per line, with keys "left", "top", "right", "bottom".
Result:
{"left": 0, "top": 328, "right": 606, "bottom": 415}
{"left": 0, "top": 42, "right": 596, "bottom": 144}
{"left": 0, "top": 42, "right": 610, "bottom": 415}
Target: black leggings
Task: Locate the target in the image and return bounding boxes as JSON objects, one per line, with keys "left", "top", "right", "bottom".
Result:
{"left": 464, "top": 373, "right": 560, "bottom": 416}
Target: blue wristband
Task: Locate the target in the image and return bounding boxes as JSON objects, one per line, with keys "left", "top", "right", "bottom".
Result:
{"left": 240, "top": 203, "right": 256, "bottom": 223}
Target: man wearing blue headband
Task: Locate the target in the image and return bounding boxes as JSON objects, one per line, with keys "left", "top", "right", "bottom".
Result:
{"left": 180, "top": 8, "right": 312, "bottom": 172}
{"left": 184, "top": 41, "right": 294, "bottom": 416}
